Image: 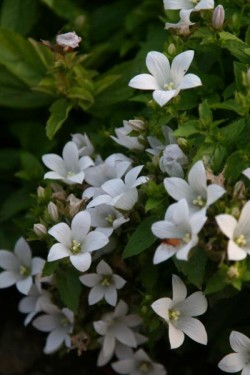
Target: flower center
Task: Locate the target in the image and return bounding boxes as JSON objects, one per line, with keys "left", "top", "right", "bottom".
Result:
{"left": 101, "top": 275, "right": 112, "bottom": 286}
{"left": 183, "top": 233, "right": 191, "bottom": 243}
{"left": 139, "top": 361, "right": 151, "bottom": 372}
{"left": 105, "top": 214, "right": 115, "bottom": 224}
{"left": 164, "top": 81, "right": 175, "bottom": 90}
{"left": 192, "top": 195, "right": 205, "bottom": 207}
{"left": 67, "top": 171, "right": 76, "bottom": 177}
{"left": 19, "top": 265, "right": 30, "bottom": 277}
{"left": 190, "top": 0, "right": 199, "bottom": 4}
{"left": 168, "top": 309, "right": 180, "bottom": 321}
{"left": 70, "top": 239, "right": 81, "bottom": 254}
{"left": 60, "top": 317, "right": 70, "bottom": 327}
{"left": 235, "top": 234, "right": 246, "bottom": 247}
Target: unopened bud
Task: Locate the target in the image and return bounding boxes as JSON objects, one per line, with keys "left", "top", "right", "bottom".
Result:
{"left": 212, "top": 5, "right": 225, "bottom": 30}
{"left": 33, "top": 223, "right": 47, "bottom": 237}
{"left": 128, "top": 119, "right": 145, "bottom": 131}
{"left": 37, "top": 186, "right": 45, "bottom": 198}
{"left": 227, "top": 265, "right": 240, "bottom": 280}
{"left": 233, "top": 180, "right": 245, "bottom": 199}
{"left": 48, "top": 202, "right": 59, "bottom": 221}
{"left": 168, "top": 43, "right": 176, "bottom": 55}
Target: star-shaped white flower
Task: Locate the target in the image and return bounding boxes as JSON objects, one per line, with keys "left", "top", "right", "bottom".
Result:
{"left": 48, "top": 211, "right": 109, "bottom": 272}
{"left": 0, "top": 237, "right": 45, "bottom": 295}
{"left": 94, "top": 300, "right": 147, "bottom": 366}
{"left": 87, "top": 166, "right": 149, "bottom": 211}
{"left": 215, "top": 201, "right": 250, "bottom": 260}
{"left": 163, "top": 0, "right": 214, "bottom": 13}
{"left": 218, "top": 331, "right": 250, "bottom": 375}
{"left": 71, "top": 132, "right": 94, "bottom": 156}
{"left": 128, "top": 50, "right": 201, "bottom": 107}
{"left": 152, "top": 199, "right": 207, "bottom": 262}
{"left": 159, "top": 144, "right": 188, "bottom": 177}
{"left": 111, "top": 120, "right": 145, "bottom": 151}
{"left": 112, "top": 348, "right": 166, "bottom": 375}
{"left": 151, "top": 275, "right": 208, "bottom": 349}
{"left": 146, "top": 125, "right": 177, "bottom": 157}
{"left": 80, "top": 260, "right": 126, "bottom": 306}
{"left": 164, "top": 160, "right": 225, "bottom": 213}
{"left": 32, "top": 304, "right": 74, "bottom": 354}
{"left": 42, "top": 141, "right": 94, "bottom": 185}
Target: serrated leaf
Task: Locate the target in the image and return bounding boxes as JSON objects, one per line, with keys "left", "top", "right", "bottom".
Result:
{"left": 173, "top": 247, "right": 207, "bottom": 288}
{"left": 123, "top": 215, "right": 158, "bottom": 259}
{"left": 56, "top": 267, "right": 82, "bottom": 313}
{"left": 46, "top": 98, "right": 73, "bottom": 140}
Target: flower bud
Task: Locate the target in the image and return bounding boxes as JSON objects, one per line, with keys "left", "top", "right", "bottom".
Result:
{"left": 168, "top": 43, "right": 176, "bottom": 55}
{"left": 128, "top": 119, "right": 145, "bottom": 131}
{"left": 212, "top": 5, "right": 225, "bottom": 30}
{"left": 37, "top": 186, "right": 45, "bottom": 198}
{"left": 48, "top": 202, "right": 59, "bottom": 221}
{"left": 33, "top": 223, "right": 47, "bottom": 237}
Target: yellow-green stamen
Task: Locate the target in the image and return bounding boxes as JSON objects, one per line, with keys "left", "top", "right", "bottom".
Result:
{"left": 70, "top": 239, "right": 81, "bottom": 255}
{"left": 235, "top": 234, "right": 246, "bottom": 247}
{"left": 192, "top": 195, "right": 205, "bottom": 207}
{"left": 168, "top": 309, "right": 180, "bottom": 321}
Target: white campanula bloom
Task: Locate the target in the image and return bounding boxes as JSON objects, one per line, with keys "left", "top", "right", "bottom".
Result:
{"left": 48, "top": 211, "right": 109, "bottom": 272}
{"left": 218, "top": 331, "right": 250, "bottom": 375}
{"left": 165, "top": 10, "right": 195, "bottom": 36}
{"left": 128, "top": 50, "right": 201, "bottom": 107}
{"left": 163, "top": 0, "right": 214, "bottom": 13}
{"left": 164, "top": 160, "right": 225, "bottom": 213}
{"left": 112, "top": 348, "right": 166, "bottom": 375}
{"left": 111, "top": 120, "right": 145, "bottom": 151}
{"left": 87, "top": 204, "right": 129, "bottom": 237}
{"left": 79, "top": 260, "right": 126, "bottom": 306}
{"left": 215, "top": 201, "right": 250, "bottom": 261}
{"left": 160, "top": 144, "right": 188, "bottom": 177}
{"left": 71, "top": 132, "right": 94, "bottom": 156}
{"left": 83, "top": 153, "right": 132, "bottom": 199}
{"left": 42, "top": 141, "right": 94, "bottom": 185}
{"left": 94, "top": 300, "right": 147, "bottom": 366}
{"left": 87, "top": 166, "right": 149, "bottom": 211}
{"left": 152, "top": 199, "right": 207, "bottom": 262}
{"left": 56, "top": 31, "right": 81, "bottom": 48}
{"left": 147, "top": 125, "right": 177, "bottom": 157}
{"left": 32, "top": 304, "right": 74, "bottom": 354}
{"left": 151, "top": 275, "right": 208, "bottom": 349}
{"left": 0, "top": 237, "right": 45, "bottom": 295}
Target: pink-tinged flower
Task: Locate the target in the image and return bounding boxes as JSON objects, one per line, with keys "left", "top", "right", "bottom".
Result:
{"left": 56, "top": 31, "right": 81, "bottom": 48}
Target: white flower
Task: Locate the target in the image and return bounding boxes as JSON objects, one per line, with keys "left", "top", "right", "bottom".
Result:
{"left": 112, "top": 348, "right": 166, "bottom": 375}
{"left": 93, "top": 300, "right": 146, "bottom": 366}
{"left": 159, "top": 144, "right": 188, "bottom": 177}
{"left": 56, "top": 31, "right": 81, "bottom": 48}
{"left": 146, "top": 125, "right": 177, "bottom": 157}
{"left": 32, "top": 305, "right": 74, "bottom": 354}
{"left": 111, "top": 120, "right": 145, "bottom": 151}
{"left": 164, "top": 160, "right": 225, "bottom": 213}
{"left": 163, "top": 0, "right": 214, "bottom": 12}
{"left": 151, "top": 199, "right": 207, "bottom": 262}
{"left": 87, "top": 204, "right": 129, "bottom": 237}
{"left": 0, "top": 237, "right": 45, "bottom": 295}
{"left": 218, "top": 331, "right": 250, "bottom": 375}
{"left": 48, "top": 211, "right": 109, "bottom": 272}
{"left": 128, "top": 50, "right": 201, "bottom": 107}
{"left": 79, "top": 260, "right": 126, "bottom": 306}
{"left": 71, "top": 132, "right": 94, "bottom": 156}
{"left": 215, "top": 201, "right": 250, "bottom": 261}
{"left": 165, "top": 10, "right": 195, "bottom": 36}
{"left": 87, "top": 166, "right": 149, "bottom": 211}
{"left": 151, "top": 274, "right": 208, "bottom": 349}
{"left": 242, "top": 168, "right": 250, "bottom": 180}
{"left": 42, "top": 141, "right": 94, "bottom": 185}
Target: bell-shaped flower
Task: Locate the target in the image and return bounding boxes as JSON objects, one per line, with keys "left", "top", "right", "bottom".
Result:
{"left": 79, "top": 260, "right": 126, "bottom": 306}
{"left": 87, "top": 166, "right": 149, "bottom": 211}
{"left": 159, "top": 144, "right": 188, "bottom": 177}
{"left": 146, "top": 125, "right": 177, "bottom": 157}
{"left": 128, "top": 50, "right": 201, "bottom": 107}
{"left": 164, "top": 160, "right": 225, "bottom": 213}
{"left": 215, "top": 201, "right": 250, "bottom": 261}
{"left": 42, "top": 141, "right": 94, "bottom": 185}
{"left": 111, "top": 120, "right": 145, "bottom": 151}
{"left": 48, "top": 211, "right": 109, "bottom": 272}
{"left": 94, "top": 300, "right": 147, "bottom": 366}
{"left": 151, "top": 199, "right": 207, "bottom": 262}
{"left": 112, "top": 348, "right": 166, "bottom": 375}
{"left": 32, "top": 304, "right": 74, "bottom": 354}
{"left": 56, "top": 31, "right": 81, "bottom": 48}
{"left": 151, "top": 275, "right": 208, "bottom": 349}
{"left": 163, "top": 0, "right": 214, "bottom": 13}
{"left": 87, "top": 204, "right": 129, "bottom": 237}
{"left": 0, "top": 237, "right": 45, "bottom": 295}
{"left": 71, "top": 132, "right": 94, "bottom": 156}
{"left": 218, "top": 331, "right": 250, "bottom": 375}
{"left": 165, "top": 10, "right": 195, "bottom": 36}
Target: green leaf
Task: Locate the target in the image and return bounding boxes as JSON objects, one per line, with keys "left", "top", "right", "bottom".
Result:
{"left": 204, "top": 269, "right": 227, "bottom": 294}
{"left": 123, "top": 215, "right": 158, "bottom": 259}
{"left": 174, "top": 120, "right": 200, "bottom": 138}
{"left": 46, "top": 98, "right": 73, "bottom": 140}
{"left": 0, "top": 188, "right": 33, "bottom": 223}
{"left": 225, "top": 150, "right": 250, "bottom": 182}
{"left": 40, "top": 0, "right": 84, "bottom": 20}
{"left": 42, "top": 260, "right": 59, "bottom": 276}
{"left": 219, "top": 119, "right": 245, "bottom": 147}
{"left": 67, "top": 87, "right": 94, "bottom": 104}
{"left": 0, "top": 28, "right": 47, "bottom": 86}
{"left": 15, "top": 151, "right": 43, "bottom": 181}
{"left": 56, "top": 267, "right": 82, "bottom": 313}
{"left": 219, "top": 31, "right": 250, "bottom": 63}
{"left": 199, "top": 100, "right": 213, "bottom": 126}
{"left": 94, "top": 75, "right": 121, "bottom": 95}
{"left": 210, "top": 100, "right": 245, "bottom": 115}
{"left": 173, "top": 247, "right": 207, "bottom": 288}
{"left": 0, "top": 0, "right": 39, "bottom": 35}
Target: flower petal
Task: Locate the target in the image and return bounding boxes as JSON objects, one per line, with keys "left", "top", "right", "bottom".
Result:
{"left": 153, "top": 243, "right": 177, "bottom": 264}
{"left": 16, "top": 276, "right": 32, "bottom": 295}
{"left": 176, "top": 291, "right": 207, "bottom": 316}
{"left": 168, "top": 322, "right": 185, "bottom": 349}
{"left": 14, "top": 237, "right": 32, "bottom": 267}
{"left": 44, "top": 328, "right": 66, "bottom": 354}
{"left": 178, "top": 73, "right": 202, "bottom": 90}
{"left": 88, "top": 285, "right": 105, "bottom": 305}
{"left": 153, "top": 89, "right": 176, "bottom": 107}
{"left": 176, "top": 317, "right": 207, "bottom": 345}
{"left": 79, "top": 273, "right": 101, "bottom": 287}
{"left": 0, "top": 270, "right": 18, "bottom": 288}
{"left": 188, "top": 161, "right": 207, "bottom": 195}
{"left": 237, "top": 201, "right": 250, "bottom": 236}
{"left": 230, "top": 331, "right": 250, "bottom": 352}
{"left": 163, "top": 0, "right": 193, "bottom": 10}
{"left": 146, "top": 51, "right": 171, "bottom": 87}
{"left": 215, "top": 214, "right": 237, "bottom": 239}
{"left": 48, "top": 243, "right": 70, "bottom": 261}
{"left": 48, "top": 223, "right": 72, "bottom": 247}
{"left": 172, "top": 274, "right": 187, "bottom": 301}
{"left": 71, "top": 211, "right": 91, "bottom": 242}
{"left": 151, "top": 297, "right": 171, "bottom": 321}
{"left": 70, "top": 252, "right": 92, "bottom": 272}
{"left": 128, "top": 74, "right": 161, "bottom": 90}
{"left": 42, "top": 154, "right": 67, "bottom": 176}
{"left": 112, "top": 358, "right": 136, "bottom": 374}
{"left": 164, "top": 177, "right": 193, "bottom": 201}
{"left": 84, "top": 231, "right": 109, "bottom": 252}
{"left": 218, "top": 353, "right": 245, "bottom": 373}
{"left": 104, "top": 287, "right": 117, "bottom": 306}
{"left": 171, "top": 50, "right": 194, "bottom": 87}
{"left": 206, "top": 184, "right": 225, "bottom": 206}
{"left": 0, "top": 250, "right": 19, "bottom": 270}
{"left": 228, "top": 240, "right": 247, "bottom": 261}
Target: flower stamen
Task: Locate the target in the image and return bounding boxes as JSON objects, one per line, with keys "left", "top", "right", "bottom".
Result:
{"left": 70, "top": 239, "right": 81, "bottom": 254}
{"left": 235, "top": 234, "right": 246, "bottom": 247}
{"left": 168, "top": 308, "right": 180, "bottom": 321}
